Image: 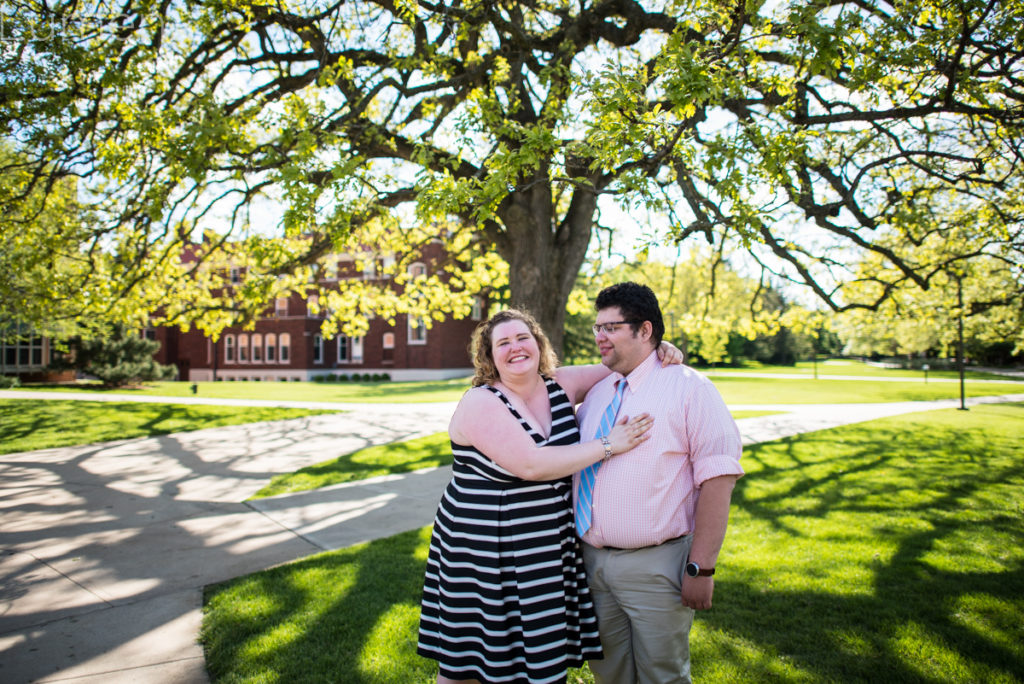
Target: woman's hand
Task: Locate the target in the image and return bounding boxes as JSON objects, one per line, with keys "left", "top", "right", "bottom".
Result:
{"left": 605, "top": 413, "right": 653, "bottom": 456}
{"left": 657, "top": 340, "right": 685, "bottom": 366}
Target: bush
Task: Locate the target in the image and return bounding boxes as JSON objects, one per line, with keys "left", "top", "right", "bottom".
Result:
{"left": 0, "top": 375, "right": 20, "bottom": 388}
{"left": 48, "top": 326, "right": 176, "bottom": 388}
{"left": 336, "top": 374, "right": 349, "bottom": 382}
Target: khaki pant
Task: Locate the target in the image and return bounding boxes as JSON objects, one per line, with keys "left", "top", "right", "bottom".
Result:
{"left": 583, "top": 536, "right": 695, "bottom": 684}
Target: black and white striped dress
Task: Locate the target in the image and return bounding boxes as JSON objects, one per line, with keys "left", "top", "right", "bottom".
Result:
{"left": 417, "top": 377, "right": 603, "bottom": 683}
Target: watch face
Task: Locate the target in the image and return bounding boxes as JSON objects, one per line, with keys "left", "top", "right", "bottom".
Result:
{"left": 685, "top": 562, "right": 699, "bottom": 577}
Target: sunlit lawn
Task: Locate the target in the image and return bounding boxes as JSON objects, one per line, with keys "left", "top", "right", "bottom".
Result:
{"left": 714, "top": 375, "right": 1021, "bottom": 404}
{"left": 703, "top": 358, "right": 1014, "bottom": 380}
{"left": 9, "top": 376, "right": 474, "bottom": 404}
{"left": 0, "top": 400, "right": 332, "bottom": 454}
{"left": 253, "top": 432, "right": 455, "bottom": 498}
{"left": 202, "top": 404, "right": 1024, "bottom": 683}
{"left": 9, "top": 362, "right": 1023, "bottom": 407}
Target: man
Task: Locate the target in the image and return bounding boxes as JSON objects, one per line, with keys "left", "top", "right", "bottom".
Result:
{"left": 574, "top": 281, "right": 744, "bottom": 684}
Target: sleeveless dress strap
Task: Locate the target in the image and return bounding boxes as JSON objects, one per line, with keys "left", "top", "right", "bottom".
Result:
{"left": 483, "top": 382, "right": 551, "bottom": 443}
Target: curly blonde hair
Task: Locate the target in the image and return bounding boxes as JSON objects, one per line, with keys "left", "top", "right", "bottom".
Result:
{"left": 470, "top": 309, "right": 560, "bottom": 387}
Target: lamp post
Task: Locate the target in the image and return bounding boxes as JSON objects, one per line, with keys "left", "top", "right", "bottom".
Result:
{"left": 955, "top": 274, "right": 967, "bottom": 411}
{"left": 922, "top": 363, "right": 929, "bottom": 383}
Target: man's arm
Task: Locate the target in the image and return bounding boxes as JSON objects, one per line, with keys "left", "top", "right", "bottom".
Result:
{"left": 680, "top": 473, "right": 739, "bottom": 610}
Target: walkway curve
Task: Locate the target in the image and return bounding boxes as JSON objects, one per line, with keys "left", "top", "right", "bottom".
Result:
{"left": 1, "top": 391, "right": 1022, "bottom": 683}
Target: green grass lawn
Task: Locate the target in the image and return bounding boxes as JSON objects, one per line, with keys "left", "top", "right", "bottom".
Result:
{"left": 702, "top": 358, "right": 1016, "bottom": 380}
{"left": 10, "top": 365, "right": 1022, "bottom": 407}
{"left": 709, "top": 375, "right": 1022, "bottom": 404}
{"left": 0, "top": 400, "right": 333, "bottom": 454}
{"left": 253, "top": 432, "right": 455, "bottom": 498}
{"left": 9, "top": 376, "right": 474, "bottom": 403}
{"left": 252, "top": 409, "right": 780, "bottom": 499}
{"left": 202, "top": 404, "right": 1024, "bottom": 683}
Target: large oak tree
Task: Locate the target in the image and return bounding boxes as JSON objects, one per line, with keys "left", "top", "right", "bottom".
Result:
{"left": 2, "top": 0, "right": 1022, "bottom": 353}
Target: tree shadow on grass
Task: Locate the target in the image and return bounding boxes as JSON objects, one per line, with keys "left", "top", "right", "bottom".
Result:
{"left": 260, "top": 434, "right": 453, "bottom": 495}
{"left": 202, "top": 408, "right": 1024, "bottom": 683}
{"left": 203, "top": 527, "right": 436, "bottom": 684}
{"left": 712, "top": 410, "right": 1024, "bottom": 681}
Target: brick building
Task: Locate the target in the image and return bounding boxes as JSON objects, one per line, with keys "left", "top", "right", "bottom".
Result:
{"left": 152, "top": 241, "right": 488, "bottom": 382}
{"left": 1, "top": 331, "right": 66, "bottom": 381}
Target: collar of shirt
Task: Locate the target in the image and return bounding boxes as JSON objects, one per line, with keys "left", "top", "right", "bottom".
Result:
{"left": 620, "top": 348, "right": 659, "bottom": 396}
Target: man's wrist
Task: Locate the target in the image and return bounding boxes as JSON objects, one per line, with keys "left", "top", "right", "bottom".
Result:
{"left": 685, "top": 560, "right": 715, "bottom": 577}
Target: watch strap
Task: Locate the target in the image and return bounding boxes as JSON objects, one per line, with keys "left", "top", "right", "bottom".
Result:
{"left": 686, "top": 561, "right": 715, "bottom": 577}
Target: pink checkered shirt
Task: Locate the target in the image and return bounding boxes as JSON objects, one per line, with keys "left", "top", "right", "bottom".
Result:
{"left": 574, "top": 350, "right": 744, "bottom": 549}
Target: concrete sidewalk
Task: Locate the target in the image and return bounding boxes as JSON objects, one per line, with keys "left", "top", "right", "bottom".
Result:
{"left": 2, "top": 392, "right": 1022, "bottom": 683}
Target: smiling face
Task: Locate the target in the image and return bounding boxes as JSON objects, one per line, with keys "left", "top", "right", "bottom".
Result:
{"left": 490, "top": 319, "right": 540, "bottom": 380}
{"left": 594, "top": 306, "right": 654, "bottom": 376}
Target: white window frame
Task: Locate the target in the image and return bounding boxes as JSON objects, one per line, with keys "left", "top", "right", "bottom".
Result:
{"left": 408, "top": 316, "right": 427, "bottom": 345}
{"left": 313, "top": 334, "right": 323, "bottom": 364}
{"left": 337, "top": 335, "right": 366, "bottom": 363}
{"left": 362, "top": 256, "right": 377, "bottom": 280}
{"left": 265, "top": 333, "right": 277, "bottom": 363}
{"left": 280, "top": 333, "right": 290, "bottom": 362}
{"left": 382, "top": 254, "right": 396, "bottom": 279}
{"left": 408, "top": 261, "right": 427, "bottom": 279}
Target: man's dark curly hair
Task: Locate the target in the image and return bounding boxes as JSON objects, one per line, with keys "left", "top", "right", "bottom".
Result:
{"left": 595, "top": 281, "right": 665, "bottom": 347}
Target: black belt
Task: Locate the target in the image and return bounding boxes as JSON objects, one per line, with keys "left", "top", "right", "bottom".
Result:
{"left": 595, "top": 534, "right": 689, "bottom": 552}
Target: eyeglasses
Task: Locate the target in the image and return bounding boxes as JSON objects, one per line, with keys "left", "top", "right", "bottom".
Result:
{"left": 592, "top": 320, "right": 636, "bottom": 335}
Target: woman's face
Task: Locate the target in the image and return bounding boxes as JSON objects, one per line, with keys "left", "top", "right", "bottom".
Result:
{"left": 490, "top": 319, "right": 540, "bottom": 379}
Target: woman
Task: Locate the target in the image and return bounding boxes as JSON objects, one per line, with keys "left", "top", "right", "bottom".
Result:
{"left": 417, "top": 309, "right": 679, "bottom": 684}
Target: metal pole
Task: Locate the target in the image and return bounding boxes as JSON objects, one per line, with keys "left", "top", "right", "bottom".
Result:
{"left": 956, "top": 275, "right": 967, "bottom": 411}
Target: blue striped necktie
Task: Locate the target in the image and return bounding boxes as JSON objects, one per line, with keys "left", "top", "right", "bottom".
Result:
{"left": 575, "top": 379, "right": 627, "bottom": 537}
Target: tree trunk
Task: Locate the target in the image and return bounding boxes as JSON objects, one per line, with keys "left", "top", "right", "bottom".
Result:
{"left": 497, "top": 176, "right": 596, "bottom": 358}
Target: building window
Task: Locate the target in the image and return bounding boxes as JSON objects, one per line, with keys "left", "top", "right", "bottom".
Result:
{"left": 238, "top": 335, "right": 249, "bottom": 362}
{"left": 307, "top": 294, "right": 320, "bottom": 318}
{"left": 325, "top": 260, "right": 338, "bottom": 280}
{"left": 382, "top": 254, "right": 396, "bottom": 279}
{"left": 1, "top": 335, "right": 45, "bottom": 368}
{"left": 230, "top": 267, "right": 241, "bottom": 284}
{"left": 408, "top": 262, "right": 427, "bottom": 279}
{"left": 362, "top": 257, "right": 377, "bottom": 280}
{"left": 313, "top": 334, "right": 323, "bottom": 364}
{"left": 225, "top": 335, "right": 235, "bottom": 363}
{"left": 382, "top": 331, "right": 395, "bottom": 363}
{"left": 408, "top": 316, "right": 427, "bottom": 345}
{"left": 471, "top": 297, "right": 483, "bottom": 321}
{"left": 337, "top": 335, "right": 366, "bottom": 363}
{"left": 280, "top": 333, "right": 290, "bottom": 362}
{"left": 266, "top": 333, "right": 276, "bottom": 362}
{"left": 252, "top": 334, "right": 263, "bottom": 362}
{"left": 275, "top": 297, "right": 289, "bottom": 317}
